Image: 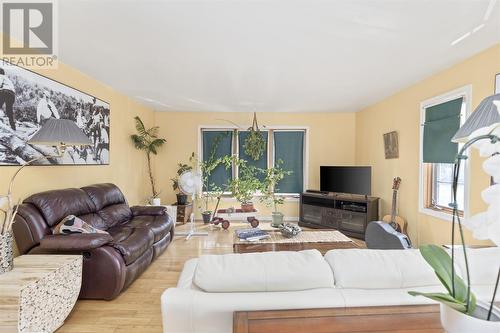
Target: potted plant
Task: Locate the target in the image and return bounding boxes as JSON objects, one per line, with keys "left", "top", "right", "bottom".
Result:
{"left": 130, "top": 116, "right": 166, "bottom": 205}
{"left": 243, "top": 112, "right": 266, "bottom": 161}
{"left": 260, "top": 160, "right": 292, "bottom": 227}
{"left": 409, "top": 94, "right": 500, "bottom": 332}
{"left": 171, "top": 154, "right": 195, "bottom": 205}
{"left": 223, "top": 155, "right": 262, "bottom": 212}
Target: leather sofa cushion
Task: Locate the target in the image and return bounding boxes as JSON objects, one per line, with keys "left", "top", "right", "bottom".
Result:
{"left": 110, "top": 226, "right": 154, "bottom": 265}
{"left": 453, "top": 247, "right": 500, "bottom": 285}
{"left": 194, "top": 250, "right": 334, "bottom": 292}
{"left": 128, "top": 215, "right": 173, "bottom": 242}
{"left": 40, "top": 233, "right": 113, "bottom": 251}
{"left": 324, "top": 249, "right": 440, "bottom": 289}
{"left": 78, "top": 213, "right": 107, "bottom": 230}
{"left": 82, "top": 183, "right": 127, "bottom": 211}
{"left": 98, "top": 204, "right": 132, "bottom": 228}
{"left": 24, "top": 188, "right": 96, "bottom": 226}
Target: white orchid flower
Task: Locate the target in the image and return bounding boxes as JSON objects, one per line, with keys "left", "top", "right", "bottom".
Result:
{"left": 483, "top": 154, "right": 500, "bottom": 183}
{"left": 469, "top": 126, "right": 500, "bottom": 157}
{"left": 481, "top": 184, "right": 500, "bottom": 205}
{"left": 0, "top": 195, "right": 9, "bottom": 211}
{"left": 464, "top": 212, "right": 489, "bottom": 240}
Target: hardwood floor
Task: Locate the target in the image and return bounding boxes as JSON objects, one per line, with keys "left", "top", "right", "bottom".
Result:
{"left": 59, "top": 222, "right": 364, "bottom": 333}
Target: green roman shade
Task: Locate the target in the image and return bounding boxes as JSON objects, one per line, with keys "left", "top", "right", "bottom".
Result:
{"left": 274, "top": 131, "right": 304, "bottom": 193}
{"left": 423, "top": 97, "right": 463, "bottom": 164}
{"left": 202, "top": 130, "right": 233, "bottom": 191}
{"left": 238, "top": 131, "right": 268, "bottom": 181}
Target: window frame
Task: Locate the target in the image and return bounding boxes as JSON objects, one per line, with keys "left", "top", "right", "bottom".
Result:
{"left": 418, "top": 85, "right": 471, "bottom": 222}
{"left": 198, "top": 125, "right": 309, "bottom": 198}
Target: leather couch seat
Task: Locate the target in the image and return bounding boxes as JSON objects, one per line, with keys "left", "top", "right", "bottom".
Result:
{"left": 13, "top": 183, "right": 174, "bottom": 300}
{"left": 128, "top": 216, "right": 172, "bottom": 242}
{"left": 161, "top": 248, "right": 500, "bottom": 333}
{"left": 109, "top": 226, "right": 155, "bottom": 265}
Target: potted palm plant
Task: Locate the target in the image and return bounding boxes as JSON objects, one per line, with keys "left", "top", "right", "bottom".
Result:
{"left": 130, "top": 116, "right": 166, "bottom": 205}
{"left": 260, "top": 160, "right": 292, "bottom": 227}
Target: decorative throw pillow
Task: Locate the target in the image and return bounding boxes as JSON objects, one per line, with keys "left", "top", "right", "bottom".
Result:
{"left": 53, "top": 215, "right": 108, "bottom": 235}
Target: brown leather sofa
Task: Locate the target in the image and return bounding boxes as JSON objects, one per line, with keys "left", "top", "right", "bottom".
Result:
{"left": 12, "top": 183, "right": 174, "bottom": 300}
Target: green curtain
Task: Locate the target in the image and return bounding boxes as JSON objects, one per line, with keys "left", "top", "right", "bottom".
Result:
{"left": 238, "top": 131, "right": 268, "bottom": 181}
{"left": 274, "top": 131, "right": 304, "bottom": 193}
{"left": 202, "top": 131, "right": 233, "bottom": 191}
{"left": 423, "top": 97, "right": 463, "bottom": 164}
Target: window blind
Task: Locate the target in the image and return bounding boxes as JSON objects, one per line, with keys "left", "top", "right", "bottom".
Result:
{"left": 274, "top": 131, "right": 304, "bottom": 193}
{"left": 423, "top": 97, "right": 463, "bottom": 164}
{"left": 202, "top": 130, "right": 233, "bottom": 191}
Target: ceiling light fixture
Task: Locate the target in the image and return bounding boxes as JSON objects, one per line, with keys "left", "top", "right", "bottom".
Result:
{"left": 484, "top": 0, "right": 497, "bottom": 21}
{"left": 451, "top": 32, "right": 472, "bottom": 46}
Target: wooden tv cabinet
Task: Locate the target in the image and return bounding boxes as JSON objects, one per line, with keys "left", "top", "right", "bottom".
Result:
{"left": 299, "top": 191, "right": 379, "bottom": 240}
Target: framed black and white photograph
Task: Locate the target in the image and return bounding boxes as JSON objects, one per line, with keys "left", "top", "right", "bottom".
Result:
{"left": 0, "top": 62, "right": 110, "bottom": 165}
{"left": 383, "top": 131, "right": 399, "bottom": 159}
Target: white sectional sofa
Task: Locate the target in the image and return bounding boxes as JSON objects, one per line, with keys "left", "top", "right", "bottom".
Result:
{"left": 161, "top": 248, "right": 499, "bottom": 333}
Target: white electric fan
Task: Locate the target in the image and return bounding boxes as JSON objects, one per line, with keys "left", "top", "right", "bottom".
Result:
{"left": 175, "top": 170, "right": 208, "bottom": 240}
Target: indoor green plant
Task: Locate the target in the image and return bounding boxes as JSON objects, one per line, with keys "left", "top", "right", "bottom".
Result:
{"left": 259, "top": 160, "right": 292, "bottom": 227}
{"left": 409, "top": 93, "right": 500, "bottom": 332}
{"left": 130, "top": 116, "right": 166, "bottom": 205}
{"left": 243, "top": 112, "right": 266, "bottom": 161}
{"left": 171, "top": 153, "right": 194, "bottom": 205}
{"left": 222, "top": 155, "right": 262, "bottom": 212}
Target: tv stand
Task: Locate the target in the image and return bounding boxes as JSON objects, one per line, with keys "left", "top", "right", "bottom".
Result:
{"left": 299, "top": 191, "right": 379, "bottom": 240}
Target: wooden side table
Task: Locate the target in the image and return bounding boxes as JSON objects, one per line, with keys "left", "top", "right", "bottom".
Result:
{"left": 174, "top": 203, "right": 193, "bottom": 224}
{"left": 0, "top": 255, "right": 82, "bottom": 333}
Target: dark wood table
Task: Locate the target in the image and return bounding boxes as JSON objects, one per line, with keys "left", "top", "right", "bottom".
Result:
{"left": 234, "top": 305, "right": 445, "bottom": 333}
{"left": 233, "top": 230, "right": 359, "bottom": 254}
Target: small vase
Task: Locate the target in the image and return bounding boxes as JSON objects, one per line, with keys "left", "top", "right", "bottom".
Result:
{"left": 151, "top": 197, "right": 161, "bottom": 206}
{"left": 202, "top": 211, "right": 212, "bottom": 224}
{"left": 0, "top": 231, "right": 14, "bottom": 275}
{"left": 241, "top": 202, "right": 254, "bottom": 212}
{"left": 440, "top": 301, "right": 500, "bottom": 333}
{"left": 176, "top": 194, "right": 188, "bottom": 205}
{"left": 271, "top": 212, "right": 284, "bottom": 228}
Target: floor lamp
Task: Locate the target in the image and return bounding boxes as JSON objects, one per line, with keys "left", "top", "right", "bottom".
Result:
{"left": 1, "top": 118, "right": 92, "bottom": 235}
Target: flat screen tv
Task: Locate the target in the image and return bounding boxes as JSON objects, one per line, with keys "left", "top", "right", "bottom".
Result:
{"left": 320, "top": 166, "right": 371, "bottom": 195}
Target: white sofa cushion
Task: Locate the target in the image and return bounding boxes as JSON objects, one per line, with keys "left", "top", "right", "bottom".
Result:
{"left": 193, "top": 249, "right": 334, "bottom": 292}
{"left": 453, "top": 247, "right": 500, "bottom": 286}
{"left": 325, "top": 249, "right": 441, "bottom": 289}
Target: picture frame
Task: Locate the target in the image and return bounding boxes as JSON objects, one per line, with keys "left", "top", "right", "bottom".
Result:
{"left": 0, "top": 61, "right": 110, "bottom": 165}
{"left": 383, "top": 131, "right": 399, "bottom": 159}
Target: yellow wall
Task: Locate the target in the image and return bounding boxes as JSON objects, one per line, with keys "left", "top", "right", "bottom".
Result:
{"left": 355, "top": 44, "right": 500, "bottom": 246}
{"left": 154, "top": 112, "right": 356, "bottom": 218}
{"left": 0, "top": 62, "right": 156, "bottom": 209}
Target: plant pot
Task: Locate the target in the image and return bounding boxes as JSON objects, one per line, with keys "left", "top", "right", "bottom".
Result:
{"left": 271, "top": 212, "right": 284, "bottom": 228}
{"left": 241, "top": 202, "right": 254, "bottom": 212}
{"left": 176, "top": 193, "right": 188, "bottom": 205}
{"left": 150, "top": 197, "right": 161, "bottom": 206}
{"left": 0, "top": 231, "right": 14, "bottom": 275}
{"left": 202, "top": 211, "right": 212, "bottom": 224}
{"left": 440, "top": 301, "right": 500, "bottom": 333}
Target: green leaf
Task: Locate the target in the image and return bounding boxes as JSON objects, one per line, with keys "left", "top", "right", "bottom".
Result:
{"left": 419, "top": 245, "right": 468, "bottom": 302}
{"left": 408, "top": 291, "right": 467, "bottom": 312}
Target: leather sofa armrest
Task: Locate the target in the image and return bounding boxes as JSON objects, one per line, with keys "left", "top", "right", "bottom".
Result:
{"left": 131, "top": 205, "right": 168, "bottom": 217}
{"left": 39, "top": 233, "right": 113, "bottom": 251}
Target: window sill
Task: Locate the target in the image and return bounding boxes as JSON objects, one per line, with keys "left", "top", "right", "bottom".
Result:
{"left": 420, "top": 207, "right": 458, "bottom": 222}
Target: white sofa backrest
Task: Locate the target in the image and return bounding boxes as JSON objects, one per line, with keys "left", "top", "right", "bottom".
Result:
{"left": 453, "top": 247, "right": 500, "bottom": 285}
{"left": 325, "top": 249, "right": 441, "bottom": 289}
{"left": 194, "top": 249, "right": 335, "bottom": 292}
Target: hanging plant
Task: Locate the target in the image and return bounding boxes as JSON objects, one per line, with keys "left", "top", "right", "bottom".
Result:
{"left": 243, "top": 112, "right": 266, "bottom": 160}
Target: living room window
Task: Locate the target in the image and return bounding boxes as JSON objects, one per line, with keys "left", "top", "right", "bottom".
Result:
{"left": 419, "top": 86, "right": 471, "bottom": 220}
{"left": 200, "top": 127, "right": 307, "bottom": 196}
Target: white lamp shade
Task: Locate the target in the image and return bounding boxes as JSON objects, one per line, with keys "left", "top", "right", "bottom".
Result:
{"left": 452, "top": 93, "right": 500, "bottom": 143}
{"left": 28, "top": 118, "right": 92, "bottom": 146}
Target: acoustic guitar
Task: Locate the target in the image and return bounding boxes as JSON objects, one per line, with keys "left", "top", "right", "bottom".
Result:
{"left": 382, "top": 177, "right": 408, "bottom": 235}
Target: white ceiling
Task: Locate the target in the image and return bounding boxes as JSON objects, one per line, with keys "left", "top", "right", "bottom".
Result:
{"left": 58, "top": 0, "right": 500, "bottom": 113}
